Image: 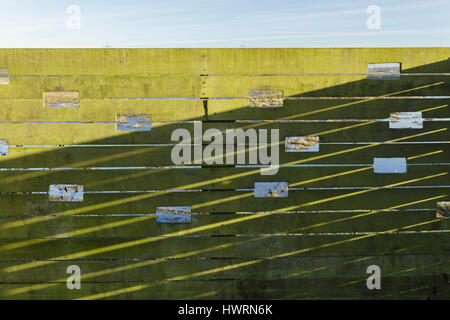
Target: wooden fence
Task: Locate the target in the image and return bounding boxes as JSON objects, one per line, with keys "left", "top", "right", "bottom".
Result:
{"left": 0, "top": 48, "right": 449, "bottom": 299}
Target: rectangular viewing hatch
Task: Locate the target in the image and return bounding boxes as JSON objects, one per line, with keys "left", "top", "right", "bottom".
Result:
{"left": 44, "top": 91, "right": 80, "bottom": 108}
{"left": 367, "top": 63, "right": 401, "bottom": 80}
{"left": 156, "top": 206, "right": 191, "bottom": 223}
{"left": 254, "top": 182, "right": 289, "bottom": 198}
{"left": 249, "top": 90, "right": 284, "bottom": 108}
{"left": 373, "top": 158, "right": 407, "bottom": 173}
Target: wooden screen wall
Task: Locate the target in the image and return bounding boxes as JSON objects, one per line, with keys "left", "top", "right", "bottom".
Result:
{"left": 0, "top": 48, "right": 449, "bottom": 299}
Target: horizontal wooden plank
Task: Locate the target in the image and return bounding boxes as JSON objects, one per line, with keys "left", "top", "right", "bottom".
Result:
{"left": 0, "top": 142, "right": 447, "bottom": 169}
{"left": 1, "top": 75, "right": 448, "bottom": 99}
{"left": 208, "top": 98, "right": 450, "bottom": 120}
{"left": 2, "top": 48, "right": 449, "bottom": 75}
{"left": 1, "top": 48, "right": 449, "bottom": 300}
{"left": 0, "top": 100, "right": 205, "bottom": 122}
{"left": 0, "top": 233, "right": 448, "bottom": 260}
{"left": 0, "top": 49, "right": 206, "bottom": 75}
{"left": 0, "top": 165, "right": 448, "bottom": 193}
{"left": 0, "top": 121, "right": 447, "bottom": 145}
{"left": 0, "top": 211, "right": 447, "bottom": 239}
{"left": 203, "top": 75, "right": 450, "bottom": 98}
{"left": 0, "top": 98, "right": 447, "bottom": 123}
{"left": 0, "top": 188, "right": 447, "bottom": 216}
{"left": 0, "top": 76, "right": 202, "bottom": 99}
{"left": 0, "top": 188, "right": 448, "bottom": 216}
{"left": 203, "top": 48, "right": 450, "bottom": 75}
{"left": 0, "top": 255, "right": 447, "bottom": 284}
{"left": 1, "top": 276, "right": 448, "bottom": 300}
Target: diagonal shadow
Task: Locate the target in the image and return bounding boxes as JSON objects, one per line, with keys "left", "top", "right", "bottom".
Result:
{"left": 0, "top": 57, "right": 449, "bottom": 299}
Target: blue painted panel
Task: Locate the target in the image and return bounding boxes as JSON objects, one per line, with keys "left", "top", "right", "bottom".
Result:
{"left": 373, "top": 158, "right": 407, "bottom": 174}
{"left": 156, "top": 206, "right": 191, "bottom": 223}
{"left": 49, "top": 184, "right": 84, "bottom": 202}
{"left": 389, "top": 112, "right": 423, "bottom": 129}
{"left": 0, "top": 139, "right": 8, "bottom": 156}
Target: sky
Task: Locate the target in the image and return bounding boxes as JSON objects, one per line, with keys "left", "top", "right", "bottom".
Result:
{"left": 0, "top": 0, "right": 449, "bottom": 47}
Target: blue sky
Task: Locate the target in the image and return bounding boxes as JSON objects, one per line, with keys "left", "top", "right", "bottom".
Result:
{"left": 0, "top": 0, "right": 449, "bottom": 47}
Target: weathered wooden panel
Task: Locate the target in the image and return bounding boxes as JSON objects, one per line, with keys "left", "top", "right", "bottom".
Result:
{"left": 0, "top": 48, "right": 449, "bottom": 300}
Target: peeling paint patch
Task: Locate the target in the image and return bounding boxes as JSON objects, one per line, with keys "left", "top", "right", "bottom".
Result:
{"left": 0, "top": 139, "right": 8, "bottom": 156}
{"left": 373, "top": 158, "right": 407, "bottom": 173}
{"left": 49, "top": 184, "right": 84, "bottom": 202}
{"left": 285, "top": 136, "right": 319, "bottom": 152}
{"left": 0, "top": 69, "right": 8, "bottom": 85}
{"left": 44, "top": 92, "right": 80, "bottom": 108}
{"left": 116, "top": 114, "right": 152, "bottom": 131}
{"left": 389, "top": 112, "right": 423, "bottom": 129}
{"left": 249, "top": 90, "right": 284, "bottom": 108}
{"left": 156, "top": 206, "right": 191, "bottom": 223}
{"left": 254, "top": 182, "right": 289, "bottom": 198}
{"left": 436, "top": 202, "right": 450, "bottom": 218}
{"left": 367, "top": 63, "right": 401, "bottom": 80}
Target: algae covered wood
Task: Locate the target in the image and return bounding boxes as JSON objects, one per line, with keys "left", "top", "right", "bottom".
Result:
{"left": 0, "top": 48, "right": 449, "bottom": 300}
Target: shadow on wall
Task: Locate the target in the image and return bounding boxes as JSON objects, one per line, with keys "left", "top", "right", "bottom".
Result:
{"left": 0, "top": 58, "right": 448, "bottom": 299}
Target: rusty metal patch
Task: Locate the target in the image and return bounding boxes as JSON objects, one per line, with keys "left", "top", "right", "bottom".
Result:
{"left": 44, "top": 91, "right": 80, "bottom": 108}
{"left": 254, "top": 182, "right": 289, "bottom": 198}
{"left": 249, "top": 90, "right": 284, "bottom": 108}
{"left": 436, "top": 202, "right": 450, "bottom": 218}
{"left": 116, "top": 114, "right": 152, "bottom": 131}
{"left": 285, "top": 136, "right": 319, "bottom": 152}
{"left": 0, "top": 139, "right": 8, "bottom": 156}
{"left": 367, "top": 63, "right": 401, "bottom": 80}
{"left": 156, "top": 206, "right": 191, "bottom": 223}
{"left": 49, "top": 184, "right": 84, "bottom": 202}
{"left": 0, "top": 69, "right": 8, "bottom": 85}
{"left": 389, "top": 112, "right": 423, "bottom": 129}
{"left": 373, "top": 158, "right": 407, "bottom": 173}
